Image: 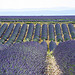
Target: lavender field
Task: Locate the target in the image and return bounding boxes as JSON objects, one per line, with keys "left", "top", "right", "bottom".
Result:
{"left": 0, "top": 16, "right": 75, "bottom": 75}
{"left": 0, "top": 16, "right": 75, "bottom": 22}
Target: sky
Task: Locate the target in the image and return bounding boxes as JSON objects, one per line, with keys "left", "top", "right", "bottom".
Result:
{"left": 0, "top": 0, "right": 75, "bottom": 16}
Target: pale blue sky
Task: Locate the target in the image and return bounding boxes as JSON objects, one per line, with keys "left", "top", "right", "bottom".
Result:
{"left": 0, "top": 0, "right": 75, "bottom": 16}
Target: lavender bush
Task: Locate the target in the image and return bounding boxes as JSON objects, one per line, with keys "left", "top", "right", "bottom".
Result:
{"left": 0, "top": 41, "right": 47, "bottom": 75}
{"left": 53, "top": 40, "right": 75, "bottom": 75}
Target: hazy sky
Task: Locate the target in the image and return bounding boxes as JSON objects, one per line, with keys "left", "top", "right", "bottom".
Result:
{"left": 0, "top": 0, "right": 75, "bottom": 15}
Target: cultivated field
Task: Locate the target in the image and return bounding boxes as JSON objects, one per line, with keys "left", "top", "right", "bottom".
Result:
{"left": 0, "top": 21, "right": 75, "bottom": 75}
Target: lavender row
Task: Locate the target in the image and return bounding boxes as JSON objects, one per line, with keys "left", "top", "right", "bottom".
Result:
{"left": 0, "top": 23, "right": 8, "bottom": 38}
{"left": 41, "top": 24, "right": 48, "bottom": 40}
{"left": 0, "top": 23, "right": 14, "bottom": 44}
{"left": 16, "top": 24, "right": 27, "bottom": 43}
{"left": 26, "top": 23, "right": 34, "bottom": 41}
{"left": 0, "top": 41, "right": 47, "bottom": 75}
{"left": 55, "top": 24, "right": 63, "bottom": 42}
{"left": 68, "top": 24, "right": 75, "bottom": 39}
{"left": 5, "top": 23, "right": 21, "bottom": 45}
{"left": 33, "top": 23, "right": 41, "bottom": 41}
{"left": 53, "top": 40, "right": 75, "bottom": 75}
{"left": 62, "top": 24, "right": 70, "bottom": 41}
{"left": 0, "top": 16, "right": 75, "bottom": 19}
{"left": 49, "top": 24, "right": 55, "bottom": 41}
